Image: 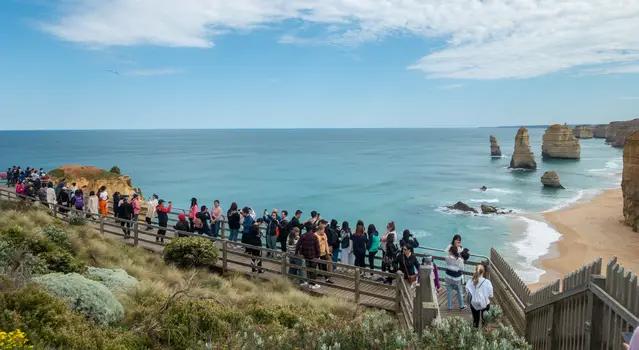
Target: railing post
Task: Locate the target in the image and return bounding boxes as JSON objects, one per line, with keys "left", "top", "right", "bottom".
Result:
{"left": 281, "top": 253, "right": 287, "bottom": 276}
{"left": 99, "top": 214, "right": 104, "bottom": 234}
{"left": 220, "top": 221, "right": 226, "bottom": 239}
{"left": 222, "top": 240, "right": 228, "bottom": 273}
{"left": 587, "top": 275, "right": 606, "bottom": 349}
{"left": 133, "top": 221, "right": 139, "bottom": 247}
{"left": 395, "top": 271, "right": 403, "bottom": 316}
{"left": 354, "top": 267, "right": 361, "bottom": 304}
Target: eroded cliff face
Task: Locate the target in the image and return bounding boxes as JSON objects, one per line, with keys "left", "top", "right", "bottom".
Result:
{"left": 594, "top": 125, "right": 607, "bottom": 138}
{"left": 542, "top": 124, "right": 580, "bottom": 159}
{"left": 510, "top": 127, "right": 537, "bottom": 169}
{"left": 622, "top": 132, "right": 639, "bottom": 231}
{"left": 490, "top": 135, "right": 502, "bottom": 157}
{"left": 49, "top": 165, "right": 142, "bottom": 198}
{"left": 607, "top": 119, "right": 639, "bottom": 148}
{"left": 573, "top": 126, "right": 594, "bottom": 139}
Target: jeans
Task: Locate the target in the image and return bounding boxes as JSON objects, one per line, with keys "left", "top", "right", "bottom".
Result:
{"left": 212, "top": 221, "right": 221, "bottom": 237}
{"left": 305, "top": 260, "right": 317, "bottom": 283}
{"left": 446, "top": 283, "right": 465, "bottom": 309}
{"left": 265, "top": 234, "right": 277, "bottom": 254}
{"left": 157, "top": 221, "right": 167, "bottom": 243}
{"left": 354, "top": 252, "right": 366, "bottom": 268}
{"left": 288, "top": 257, "right": 304, "bottom": 283}
{"left": 331, "top": 248, "right": 340, "bottom": 270}
{"left": 229, "top": 229, "right": 239, "bottom": 242}
{"left": 132, "top": 214, "right": 139, "bottom": 224}
{"left": 471, "top": 303, "right": 490, "bottom": 327}
{"left": 368, "top": 250, "right": 378, "bottom": 270}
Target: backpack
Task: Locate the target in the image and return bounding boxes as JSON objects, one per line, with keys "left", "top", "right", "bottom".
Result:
{"left": 340, "top": 230, "right": 350, "bottom": 249}
{"left": 327, "top": 226, "right": 339, "bottom": 246}
{"left": 75, "top": 195, "right": 84, "bottom": 209}
{"left": 470, "top": 280, "right": 489, "bottom": 310}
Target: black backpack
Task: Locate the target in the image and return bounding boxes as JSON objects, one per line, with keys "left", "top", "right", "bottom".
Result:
{"left": 327, "top": 226, "right": 339, "bottom": 246}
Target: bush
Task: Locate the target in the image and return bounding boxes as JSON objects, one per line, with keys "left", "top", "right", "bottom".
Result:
{"left": 40, "top": 250, "right": 87, "bottom": 274}
{"left": 87, "top": 267, "right": 139, "bottom": 294}
{"left": 0, "top": 329, "right": 32, "bottom": 349}
{"left": 163, "top": 237, "right": 219, "bottom": 269}
{"left": 420, "top": 316, "right": 530, "bottom": 350}
{"left": 33, "top": 273, "right": 124, "bottom": 325}
{"left": 42, "top": 226, "right": 72, "bottom": 252}
{"left": 109, "top": 166, "right": 121, "bottom": 175}
{"left": 68, "top": 214, "right": 88, "bottom": 226}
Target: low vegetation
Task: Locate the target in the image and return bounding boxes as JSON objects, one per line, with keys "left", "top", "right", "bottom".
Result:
{"left": 0, "top": 200, "right": 529, "bottom": 349}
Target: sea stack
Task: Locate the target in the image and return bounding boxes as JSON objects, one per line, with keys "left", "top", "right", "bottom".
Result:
{"left": 606, "top": 119, "right": 639, "bottom": 148}
{"left": 541, "top": 171, "right": 564, "bottom": 189}
{"left": 622, "top": 131, "right": 639, "bottom": 231}
{"left": 594, "top": 125, "right": 607, "bottom": 138}
{"left": 541, "top": 124, "right": 580, "bottom": 159}
{"left": 509, "top": 127, "right": 537, "bottom": 170}
{"left": 573, "top": 125, "right": 594, "bottom": 139}
{"left": 490, "top": 136, "right": 502, "bottom": 157}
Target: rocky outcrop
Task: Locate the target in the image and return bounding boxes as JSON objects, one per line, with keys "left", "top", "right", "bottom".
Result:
{"left": 490, "top": 136, "right": 502, "bottom": 157}
{"left": 480, "top": 205, "right": 497, "bottom": 214}
{"left": 447, "top": 201, "right": 477, "bottom": 213}
{"left": 510, "top": 127, "right": 537, "bottom": 169}
{"left": 48, "top": 165, "right": 143, "bottom": 198}
{"left": 594, "top": 125, "right": 607, "bottom": 138}
{"left": 573, "top": 125, "right": 594, "bottom": 139}
{"left": 541, "top": 124, "right": 580, "bottom": 159}
{"left": 622, "top": 132, "right": 639, "bottom": 231}
{"left": 606, "top": 119, "right": 639, "bottom": 148}
{"left": 541, "top": 171, "right": 564, "bottom": 189}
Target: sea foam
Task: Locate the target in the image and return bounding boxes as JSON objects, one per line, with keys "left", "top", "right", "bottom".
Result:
{"left": 469, "top": 198, "right": 500, "bottom": 203}
{"left": 510, "top": 217, "right": 562, "bottom": 283}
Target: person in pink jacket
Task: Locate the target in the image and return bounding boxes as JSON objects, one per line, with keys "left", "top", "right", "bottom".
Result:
{"left": 210, "top": 200, "right": 222, "bottom": 237}
{"left": 131, "top": 194, "right": 141, "bottom": 223}
{"left": 15, "top": 180, "right": 25, "bottom": 196}
{"left": 188, "top": 198, "right": 198, "bottom": 232}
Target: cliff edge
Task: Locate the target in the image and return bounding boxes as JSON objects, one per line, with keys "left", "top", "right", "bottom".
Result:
{"left": 48, "top": 165, "right": 142, "bottom": 198}
{"left": 622, "top": 132, "right": 639, "bottom": 231}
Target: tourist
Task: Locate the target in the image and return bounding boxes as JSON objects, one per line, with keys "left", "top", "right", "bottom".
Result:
{"left": 445, "top": 245, "right": 467, "bottom": 310}
{"left": 6, "top": 168, "right": 13, "bottom": 187}
{"left": 36, "top": 183, "right": 47, "bottom": 204}
{"left": 287, "top": 227, "right": 304, "bottom": 284}
{"left": 72, "top": 189, "right": 85, "bottom": 211}
{"left": 188, "top": 198, "right": 198, "bottom": 231}
{"left": 380, "top": 221, "right": 399, "bottom": 282}
{"left": 466, "top": 264, "right": 493, "bottom": 327}
{"left": 87, "top": 191, "right": 99, "bottom": 215}
{"left": 197, "top": 205, "right": 211, "bottom": 235}
{"left": 422, "top": 256, "right": 441, "bottom": 290}
{"left": 306, "top": 210, "right": 320, "bottom": 227}
{"left": 393, "top": 243, "right": 419, "bottom": 283}
{"left": 155, "top": 200, "right": 172, "bottom": 243}
{"left": 174, "top": 213, "right": 191, "bottom": 237}
{"left": 131, "top": 194, "right": 141, "bottom": 224}
{"left": 316, "top": 220, "right": 334, "bottom": 284}
{"left": 445, "top": 234, "right": 470, "bottom": 278}
{"left": 46, "top": 182, "right": 56, "bottom": 209}
{"left": 291, "top": 210, "right": 303, "bottom": 233}
{"left": 264, "top": 211, "right": 279, "bottom": 257}
{"left": 70, "top": 182, "right": 77, "bottom": 196}
{"left": 352, "top": 221, "right": 369, "bottom": 270}
{"left": 367, "top": 224, "right": 380, "bottom": 271}
{"left": 339, "top": 221, "right": 353, "bottom": 266}
{"left": 24, "top": 184, "right": 36, "bottom": 200}
{"left": 296, "top": 224, "right": 321, "bottom": 290}
{"left": 113, "top": 192, "right": 121, "bottom": 216}
{"left": 227, "top": 202, "right": 241, "bottom": 243}
{"left": 39, "top": 168, "right": 46, "bottom": 176}
{"left": 400, "top": 229, "right": 419, "bottom": 253}
{"left": 277, "top": 210, "right": 290, "bottom": 252}
{"left": 241, "top": 207, "right": 255, "bottom": 243}
{"left": 210, "top": 200, "right": 222, "bottom": 237}
{"left": 15, "top": 180, "right": 25, "bottom": 196}
{"left": 243, "top": 218, "right": 264, "bottom": 273}
{"left": 98, "top": 186, "right": 108, "bottom": 216}
{"left": 57, "top": 186, "right": 71, "bottom": 213}
{"left": 327, "top": 219, "right": 341, "bottom": 269}
{"left": 145, "top": 194, "right": 158, "bottom": 230}
{"left": 117, "top": 196, "right": 134, "bottom": 238}
{"left": 54, "top": 179, "right": 65, "bottom": 198}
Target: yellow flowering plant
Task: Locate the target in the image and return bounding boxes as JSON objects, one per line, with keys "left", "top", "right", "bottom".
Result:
{"left": 0, "top": 329, "right": 33, "bottom": 349}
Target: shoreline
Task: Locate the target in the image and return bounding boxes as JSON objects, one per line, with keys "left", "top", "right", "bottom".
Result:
{"left": 530, "top": 188, "right": 639, "bottom": 290}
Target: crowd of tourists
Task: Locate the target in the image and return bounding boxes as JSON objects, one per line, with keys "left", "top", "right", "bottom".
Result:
{"left": 4, "top": 165, "right": 496, "bottom": 327}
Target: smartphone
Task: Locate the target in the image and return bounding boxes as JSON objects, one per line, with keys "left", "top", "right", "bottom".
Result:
{"left": 623, "top": 332, "right": 633, "bottom": 343}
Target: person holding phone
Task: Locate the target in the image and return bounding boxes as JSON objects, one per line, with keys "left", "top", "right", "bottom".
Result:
{"left": 156, "top": 200, "right": 172, "bottom": 243}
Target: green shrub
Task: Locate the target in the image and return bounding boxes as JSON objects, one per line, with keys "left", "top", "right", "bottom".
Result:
{"left": 40, "top": 250, "right": 86, "bottom": 274}
{"left": 420, "top": 316, "right": 530, "bottom": 350}
{"left": 42, "top": 226, "right": 72, "bottom": 252}
{"left": 0, "top": 227, "right": 56, "bottom": 255}
{"left": 109, "top": 166, "right": 121, "bottom": 175}
{"left": 68, "top": 214, "right": 88, "bottom": 226}
{"left": 483, "top": 304, "right": 504, "bottom": 325}
{"left": 87, "top": 267, "right": 139, "bottom": 294}
{"left": 163, "top": 237, "right": 219, "bottom": 269}
{"left": 33, "top": 273, "right": 124, "bottom": 325}
{"left": 47, "top": 169, "right": 65, "bottom": 178}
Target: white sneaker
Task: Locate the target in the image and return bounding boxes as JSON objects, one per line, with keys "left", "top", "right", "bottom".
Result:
{"left": 300, "top": 282, "right": 308, "bottom": 286}
{"left": 310, "top": 284, "right": 320, "bottom": 290}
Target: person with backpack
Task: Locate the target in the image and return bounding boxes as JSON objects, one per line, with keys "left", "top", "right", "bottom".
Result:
{"left": 57, "top": 186, "right": 71, "bottom": 213}
{"left": 367, "top": 224, "right": 380, "bottom": 272}
{"left": 465, "top": 264, "right": 493, "bottom": 327}
{"left": 327, "top": 219, "right": 341, "bottom": 270}
{"left": 188, "top": 198, "right": 198, "bottom": 232}
{"left": 37, "top": 183, "right": 47, "bottom": 204}
{"left": 339, "top": 221, "right": 353, "bottom": 266}
{"left": 352, "top": 221, "right": 369, "bottom": 270}
{"left": 73, "top": 189, "right": 85, "bottom": 211}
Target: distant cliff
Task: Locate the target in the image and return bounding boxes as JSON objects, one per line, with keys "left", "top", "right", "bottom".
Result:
{"left": 606, "top": 119, "right": 639, "bottom": 148}
{"left": 573, "top": 125, "right": 594, "bottom": 139}
{"left": 48, "top": 165, "right": 142, "bottom": 198}
{"left": 542, "top": 124, "right": 580, "bottom": 159}
{"left": 623, "top": 131, "right": 639, "bottom": 231}
{"left": 594, "top": 125, "right": 607, "bottom": 138}
{"left": 510, "top": 127, "right": 537, "bottom": 169}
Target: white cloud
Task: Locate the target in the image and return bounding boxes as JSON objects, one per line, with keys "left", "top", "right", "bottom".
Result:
{"left": 438, "top": 84, "right": 465, "bottom": 90}
{"left": 41, "top": 0, "right": 639, "bottom": 80}
{"left": 618, "top": 96, "right": 639, "bottom": 100}
{"left": 124, "top": 68, "right": 183, "bottom": 76}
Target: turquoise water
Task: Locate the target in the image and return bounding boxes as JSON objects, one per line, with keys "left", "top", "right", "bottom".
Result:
{"left": 0, "top": 128, "right": 623, "bottom": 282}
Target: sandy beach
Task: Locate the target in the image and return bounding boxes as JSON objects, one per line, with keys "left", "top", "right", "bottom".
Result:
{"left": 531, "top": 188, "right": 639, "bottom": 290}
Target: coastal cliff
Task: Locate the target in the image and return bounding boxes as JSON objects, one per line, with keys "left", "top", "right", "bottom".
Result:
{"left": 573, "top": 125, "right": 593, "bottom": 139}
{"left": 490, "top": 135, "right": 502, "bottom": 157}
{"left": 594, "top": 125, "right": 607, "bottom": 138}
{"left": 606, "top": 119, "right": 639, "bottom": 148}
{"left": 622, "top": 131, "right": 639, "bottom": 231}
{"left": 510, "top": 127, "right": 537, "bottom": 169}
{"left": 541, "top": 124, "right": 580, "bottom": 159}
{"left": 48, "top": 165, "right": 142, "bottom": 198}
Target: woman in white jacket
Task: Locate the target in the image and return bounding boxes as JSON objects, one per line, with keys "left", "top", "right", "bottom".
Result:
{"left": 145, "top": 194, "right": 158, "bottom": 230}
{"left": 45, "top": 182, "right": 56, "bottom": 210}
{"left": 87, "top": 191, "right": 99, "bottom": 215}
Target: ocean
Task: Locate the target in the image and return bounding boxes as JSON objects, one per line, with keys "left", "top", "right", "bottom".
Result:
{"left": 0, "top": 128, "right": 623, "bottom": 282}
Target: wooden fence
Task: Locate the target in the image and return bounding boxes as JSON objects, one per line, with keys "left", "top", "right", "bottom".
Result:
{"left": 490, "top": 248, "right": 530, "bottom": 334}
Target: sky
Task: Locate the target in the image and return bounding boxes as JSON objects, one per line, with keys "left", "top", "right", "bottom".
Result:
{"left": 1, "top": 0, "right": 638, "bottom": 130}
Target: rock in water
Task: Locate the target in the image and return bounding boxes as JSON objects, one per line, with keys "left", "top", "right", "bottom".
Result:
{"left": 541, "top": 171, "right": 564, "bottom": 189}
{"left": 480, "top": 205, "right": 497, "bottom": 214}
{"left": 509, "top": 127, "right": 537, "bottom": 170}
{"left": 490, "top": 136, "right": 502, "bottom": 157}
{"left": 542, "top": 124, "right": 580, "bottom": 160}
{"left": 594, "top": 125, "right": 607, "bottom": 139}
{"left": 573, "top": 125, "right": 594, "bottom": 139}
{"left": 607, "top": 119, "right": 639, "bottom": 148}
{"left": 480, "top": 186, "right": 488, "bottom": 191}
{"left": 622, "top": 131, "right": 639, "bottom": 231}
{"left": 447, "top": 201, "right": 477, "bottom": 213}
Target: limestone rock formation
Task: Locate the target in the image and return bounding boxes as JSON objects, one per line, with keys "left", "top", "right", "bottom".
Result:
{"left": 541, "top": 171, "right": 564, "bottom": 189}
{"left": 607, "top": 119, "right": 639, "bottom": 148}
{"left": 48, "top": 165, "right": 143, "bottom": 199}
{"left": 509, "top": 127, "right": 537, "bottom": 170}
{"left": 622, "top": 131, "right": 639, "bottom": 231}
{"left": 594, "top": 125, "right": 607, "bottom": 139}
{"left": 573, "top": 125, "right": 594, "bottom": 139}
{"left": 490, "top": 136, "right": 502, "bottom": 157}
{"left": 447, "top": 201, "right": 477, "bottom": 213}
{"left": 541, "top": 124, "right": 580, "bottom": 160}
{"left": 480, "top": 205, "right": 497, "bottom": 214}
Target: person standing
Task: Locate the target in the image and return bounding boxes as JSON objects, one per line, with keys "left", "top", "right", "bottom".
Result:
{"left": 155, "top": 200, "right": 172, "bottom": 243}
{"left": 55, "top": 179, "right": 65, "bottom": 199}
{"left": 264, "top": 212, "right": 280, "bottom": 257}
{"left": 37, "top": 184, "right": 47, "bottom": 204}
{"left": 422, "top": 256, "right": 441, "bottom": 290}
{"left": 296, "top": 225, "right": 321, "bottom": 290}
{"left": 6, "top": 168, "right": 13, "bottom": 187}
{"left": 46, "top": 182, "right": 56, "bottom": 210}
{"left": 70, "top": 182, "right": 77, "bottom": 197}
{"left": 445, "top": 245, "right": 467, "bottom": 310}
{"left": 291, "top": 210, "right": 303, "bottom": 232}
{"left": 277, "top": 210, "right": 290, "bottom": 252}
{"left": 188, "top": 198, "right": 198, "bottom": 232}
{"left": 210, "top": 200, "right": 222, "bottom": 237}
{"left": 113, "top": 192, "right": 121, "bottom": 217}
{"left": 227, "top": 202, "right": 241, "bottom": 243}
{"left": 98, "top": 186, "right": 108, "bottom": 216}
{"left": 57, "top": 186, "right": 71, "bottom": 213}
{"left": 241, "top": 207, "right": 254, "bottom": 243}
{"left": 352, "top": 221, "right": 369, "bottom": 270}
{"left": 315, "top": 220, "right": 334, "bottom": 284}
{"left": 400, "top": 229, "right": 419, "bottom": 253}
{"left": 242, "top": 218, "right": 264, "bottom": 273}
{"left": 131, "top": 194, "right": 141, "bottom": 224}
{"left": 198, "top": 205, "right": 211, "bottom": 236}
{"left": 117, "top": 196, "right": 134, "bottom": 238}
{"left": 87, "top": 191, "right": 99, "bottom": 215}
{"left": 73, "top": 189, "right": 85, "bottom": 211}
{"left": 393, "top": 243, "right": 420, "bottom": 283}
{"left": 327, "top": 219, "right": 341, "bottom": 270}
{"left": 380, "top": 221, "right": 399, "bottom": 284}
{"left": 339, "top": 221, "right": 353, "bottom": 266}
{"left": 145, "top": 194, "right": 159, "bottom": 230}
{"left": 367, "top": 224, "right": 380, "bottom": 272}
{"left": 465, "top": 264, "right": 493, "bottom": 327}
{"left": 287, "top": 227, "right": 304, "bottom": 285}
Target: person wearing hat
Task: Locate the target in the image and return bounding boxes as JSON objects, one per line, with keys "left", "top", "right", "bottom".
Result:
{"left": 131, "top": 194, "right": 141, "bottom": 224}
{"left": 155, "top": 199, "right": 172, "bottom": 243}
{"left": 174, "top": 213, "right": 191, "bottom": 237}
{"left": 57, "top": 185, "right": 71, "bottom": 213}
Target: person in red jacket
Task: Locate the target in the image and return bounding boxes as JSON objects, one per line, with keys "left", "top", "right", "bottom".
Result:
{"left": 156, "top": 199, "right": 172, "bottom": 243}
{"left": 295, "top": 224, "right": 321, "bottom": 290}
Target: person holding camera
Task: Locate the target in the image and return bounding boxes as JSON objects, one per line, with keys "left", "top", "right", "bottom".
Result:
{"left": 155, "top": 199, "right": 172, "bottom": 243}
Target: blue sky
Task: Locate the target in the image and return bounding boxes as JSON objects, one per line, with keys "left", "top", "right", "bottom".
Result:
{"left": 1, "top": 0, "right": 638, "bottom": 130}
